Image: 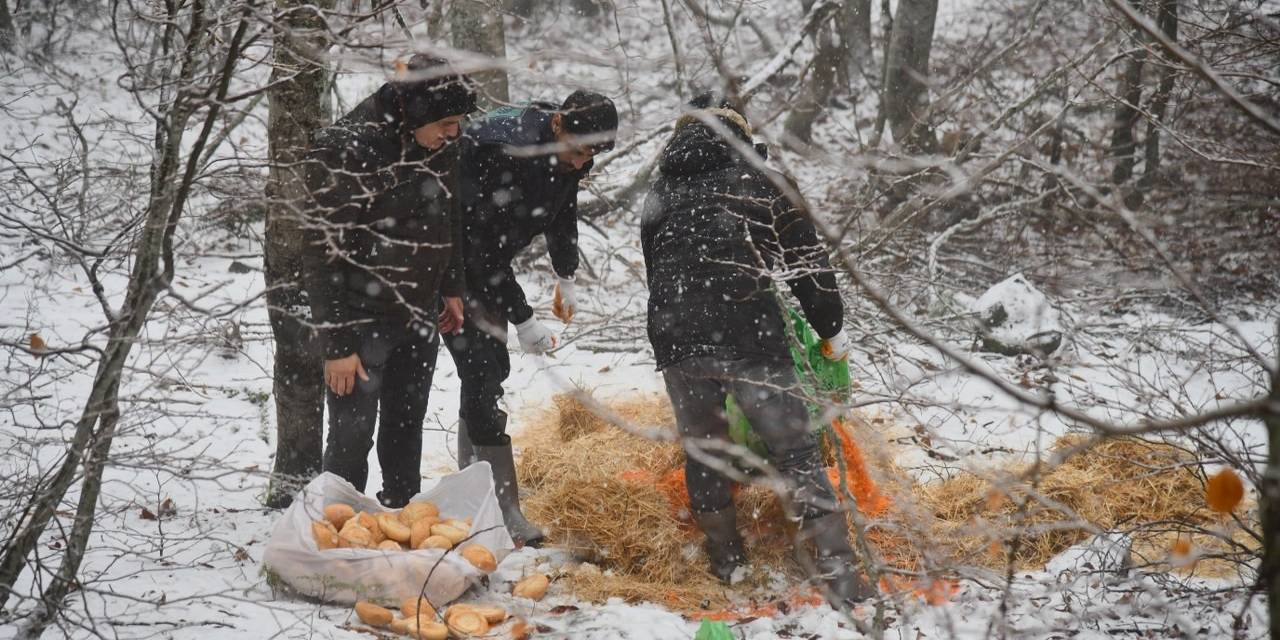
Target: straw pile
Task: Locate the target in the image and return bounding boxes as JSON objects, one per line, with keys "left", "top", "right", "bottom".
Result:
{"left": 516, "top": 394, "right": 1257, "bottom": 613}
{"left": 916, "top": 435, "right": 1255, "bottom": 573}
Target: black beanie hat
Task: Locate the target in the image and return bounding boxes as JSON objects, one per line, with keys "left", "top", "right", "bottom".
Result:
{"left": 559, "top": 90, "right": 618, "bottom": 153}
{"left": 386, "top": 54, "right": 478, "bottom": 130}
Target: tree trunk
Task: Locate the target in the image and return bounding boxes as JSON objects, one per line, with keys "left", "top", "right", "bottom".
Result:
{"left": 450, "top": 0, "right": 508, "bottom": 106}
{"left": 262, "top": 0, "right": 332, "bottom": 509}
{"left": 0, "top": 0, "right": 15, "bottom": 52}
{"left": 1140, "top": 0, "right": 1177, "bottom": 188}
{"left": 837, "top": 0, "right": 872, "bottom": 88}
{"left": 881, "top": 0, "right": 939, "bottom": 153}
{"left": 785, "top": 14, "right": 840, "bottom": 144}
{"left": 1110, "top": 32, "right": 1146, "bottom": 185}
{"left": 1263, "top": 321, "right": 1280, "bottom": 640}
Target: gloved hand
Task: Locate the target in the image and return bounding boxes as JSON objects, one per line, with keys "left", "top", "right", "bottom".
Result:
{"left": 552, "top": 277, "right": 577, "bottom": 324}
{"left": 515, "top": 317, "right": 557, "bottom": 354}
{"left": 820, "top": 330, "right": 851, "bottom": 361}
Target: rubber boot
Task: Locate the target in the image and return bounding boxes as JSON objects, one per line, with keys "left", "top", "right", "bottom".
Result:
{"left": 694, "top": 506, "right": 747, "bottom": 584}
{"left": 473, "top": 440, "right": 545, "bottom": 547}
{"left": 455, "top": 419, "right": 476, "bottom": 469}
{"left": 800, "top": 512, "right": 876, "bottom": 606}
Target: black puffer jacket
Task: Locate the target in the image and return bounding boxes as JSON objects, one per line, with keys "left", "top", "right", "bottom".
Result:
{"left": 641, "top": 119, "right": 843, "bottom": 369}
{"left": 457, "top": 103, "right": 587, "bottom": 324}
{"left": 301, "top": 85, "right": 464, "bottom": 359}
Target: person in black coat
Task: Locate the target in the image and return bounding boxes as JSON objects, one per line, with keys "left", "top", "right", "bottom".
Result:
{"left": 641, "top": 94, "right": 871, "bottom": 605}
{"left": 300, "top": 55, "right": 477, "bottom": 507}
{"left": 445, "top": 91, "right": 618, "bottom": 546}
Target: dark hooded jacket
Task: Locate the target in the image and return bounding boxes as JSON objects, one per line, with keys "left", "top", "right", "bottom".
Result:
{"left": 457, "top": 103, "right": 588, "bottom": 325}
{"left": 301, "top": 85, "right": 465, "bottom": 359}
{"left": 641, "top": 118, "right": 843, "bottom": 369}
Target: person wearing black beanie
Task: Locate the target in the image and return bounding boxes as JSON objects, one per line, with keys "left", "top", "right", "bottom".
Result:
{"left": 295, "top": 55, "right": 478, "bottom": 508}
{"left": 443, "top": 90, "right": 618, "bottom": 546}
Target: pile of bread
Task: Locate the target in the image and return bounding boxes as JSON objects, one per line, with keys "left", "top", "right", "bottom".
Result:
{"left": 311, "top": 501, "right": 550, "bottom": 638}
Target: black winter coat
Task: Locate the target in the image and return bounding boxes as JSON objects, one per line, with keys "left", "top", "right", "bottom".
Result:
{"left": 641, "top": 120, "right": 843, "bottom": 369}
{"left": 457, "top": 103, "right": 587, "bottom": 324}
{"left": 301, "top": 86, "right": 464, "bottom": 359}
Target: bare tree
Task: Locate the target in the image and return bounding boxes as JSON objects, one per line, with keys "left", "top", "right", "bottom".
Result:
{"left": 0, "top": 0, "right": 262, "bottom": 633}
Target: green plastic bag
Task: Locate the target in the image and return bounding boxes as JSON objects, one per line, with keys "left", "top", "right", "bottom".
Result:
{"left": 726, "top": 307, "right": 851, "bottom": 460}
{"left": 694, "top": 619, "right": 735, "bottom": 640}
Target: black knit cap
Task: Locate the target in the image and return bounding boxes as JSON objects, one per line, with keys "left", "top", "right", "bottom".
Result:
{"left": 387, "top": 54, "right": 478, "bottom": 129}
{"left": 559, "top": 90, "right": 618, "bottom": 153}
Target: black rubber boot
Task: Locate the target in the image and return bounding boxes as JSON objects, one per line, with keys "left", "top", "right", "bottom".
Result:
{"left": 473, "top": 440, "right": 545, "bottom": 547}
{"left": 694, "top": 506, "right": 747, "bottom": 583}
{"left": 800, "top": 512, "right": 876, "bottom": 606}
{"left": 455, "top": 419, "right": 476, "bottom": 470}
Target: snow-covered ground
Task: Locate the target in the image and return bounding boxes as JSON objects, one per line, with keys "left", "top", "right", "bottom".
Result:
{"left": 2, "top": 1, "right": 1277, "bottom": 638}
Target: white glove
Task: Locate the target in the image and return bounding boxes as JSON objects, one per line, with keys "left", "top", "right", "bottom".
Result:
{"left": 553, "top": 277, "right": 577, "bottom": 324}
{"left": 515, "top": 317, "right": 557, "bottom": 354}
{"left": 820, "top": 329, "right": 851, "bottom": 361}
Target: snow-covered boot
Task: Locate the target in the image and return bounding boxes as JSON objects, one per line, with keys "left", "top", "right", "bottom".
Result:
{"left": 473, "top": 440, "right": 545, "bottom": 547}
{"left": 800, "top": 512, "right": 875, "bottom": 606}
{"left": 694, "top": 506, "right": 747, "bottom": 583}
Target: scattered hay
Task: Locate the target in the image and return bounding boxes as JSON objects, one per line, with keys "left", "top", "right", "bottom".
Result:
{"left": 916, "top": 435, "right": 1257, "bottom": 573}
{"left": 516, "top": 394, "right": 1259, "bottom": 615}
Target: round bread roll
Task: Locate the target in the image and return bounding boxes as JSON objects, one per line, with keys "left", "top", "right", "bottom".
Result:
{"left": 324, "top": 504, "right": 356, "bottom": 529}
{"left": 446, "top": 608, "right": 489, "bottom": 636}
{"left": 470, "top": 604, "right": 507, "bottom": 624}
{"left": 406, "top": 619, "right": 449, "bottom": 640}
{"left": 430, "top": 523, "right": 467, "bottom": 545}
{"left": 337, "top": 525, "right": 373, "bottom": 549}
{"left": 460, "top": 544, "right": 497, "bottom": 573}
{"left": 311, "top": 521, "right": 338, "bottom": 550}
{"left": 353, "top": 601, "right": 393, "bottom": 627}
{"left": 417, "top": 535, "right": 453, "bottom": 551}
{"left": 377, "top": 513, "right": 412, "bottom": 543}
{"left": 354, "top": 512, "right": 386, "bottom": 544}
{"left": 442, "top": 519, "right": 471, "bottom": 534}
{"left": 376, "top": 539, "right": 402, "bottom": 552}
{"left": 398, "top": 501, "right": 440, "bottom": 525}
{"left": 410, "top": 517, "right": 441, "bottom": 549}
{"left": 513, "top": 573, "right": 549, "bottom": 601}
{"left": 400, "top": 595, "right": 435, "bottom": 620}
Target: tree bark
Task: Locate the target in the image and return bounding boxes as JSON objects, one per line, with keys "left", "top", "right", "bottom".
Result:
{"left": 450, "top": 0, "right": 508, "bottom": 106}
{"left": 1140, "top": 0, "right": 1177, "bottom": 188}
{"left": 881, "top": 0, "right": 939, "bottom": 153}
{"left": 837, "top": 0, "right": 872, "bottom": 88}
{"left": 263, "top": 0, "right": 332, "bottom": 509}
{"left": 1264, "top": 321, "right": 1280, "bottom": 640}
{"left": 1110, "top": 30, "right": 1146, "bottom": 185}
{"left": 785, "top": 9, "right": 840, "bottom": 144}
{"left": 0, "top": 0, "right": 15, "bottom": 52}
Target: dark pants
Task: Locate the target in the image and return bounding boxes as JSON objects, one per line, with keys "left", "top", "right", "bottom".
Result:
{"left": 663, "top": 355, "right": 836, "bottom": 519}
{"left": 442, "top": 295, "right": 511, "bottom": 445}
{"left": 323, "top": 320, "right": 439, "bottom": 504}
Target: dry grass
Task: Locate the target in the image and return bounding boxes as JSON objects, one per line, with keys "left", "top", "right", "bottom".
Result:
{"left": 515, "top": 394, "right": 1259, "bottom": 615}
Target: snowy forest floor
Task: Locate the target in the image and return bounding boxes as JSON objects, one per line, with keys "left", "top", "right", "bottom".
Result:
{"left": 2, "top": 0, "right": 1279, "bottom": 638}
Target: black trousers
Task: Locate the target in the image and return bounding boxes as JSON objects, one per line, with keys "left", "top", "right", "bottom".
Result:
{"left": 323, "top": 320, "right": 439, "bottom": 504}
{"left": 663, "top": 354, "right": 836, "bottom": 519}
{"left": 442, "top": 295, "right": 511, "bottom": 445}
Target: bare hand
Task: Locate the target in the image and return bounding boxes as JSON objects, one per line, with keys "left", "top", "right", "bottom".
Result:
{"left": 325, "top": 353, "right": 369, "bottom": 396}
{"left": 438, "top": 297, "right": 464, "bottom": 335}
